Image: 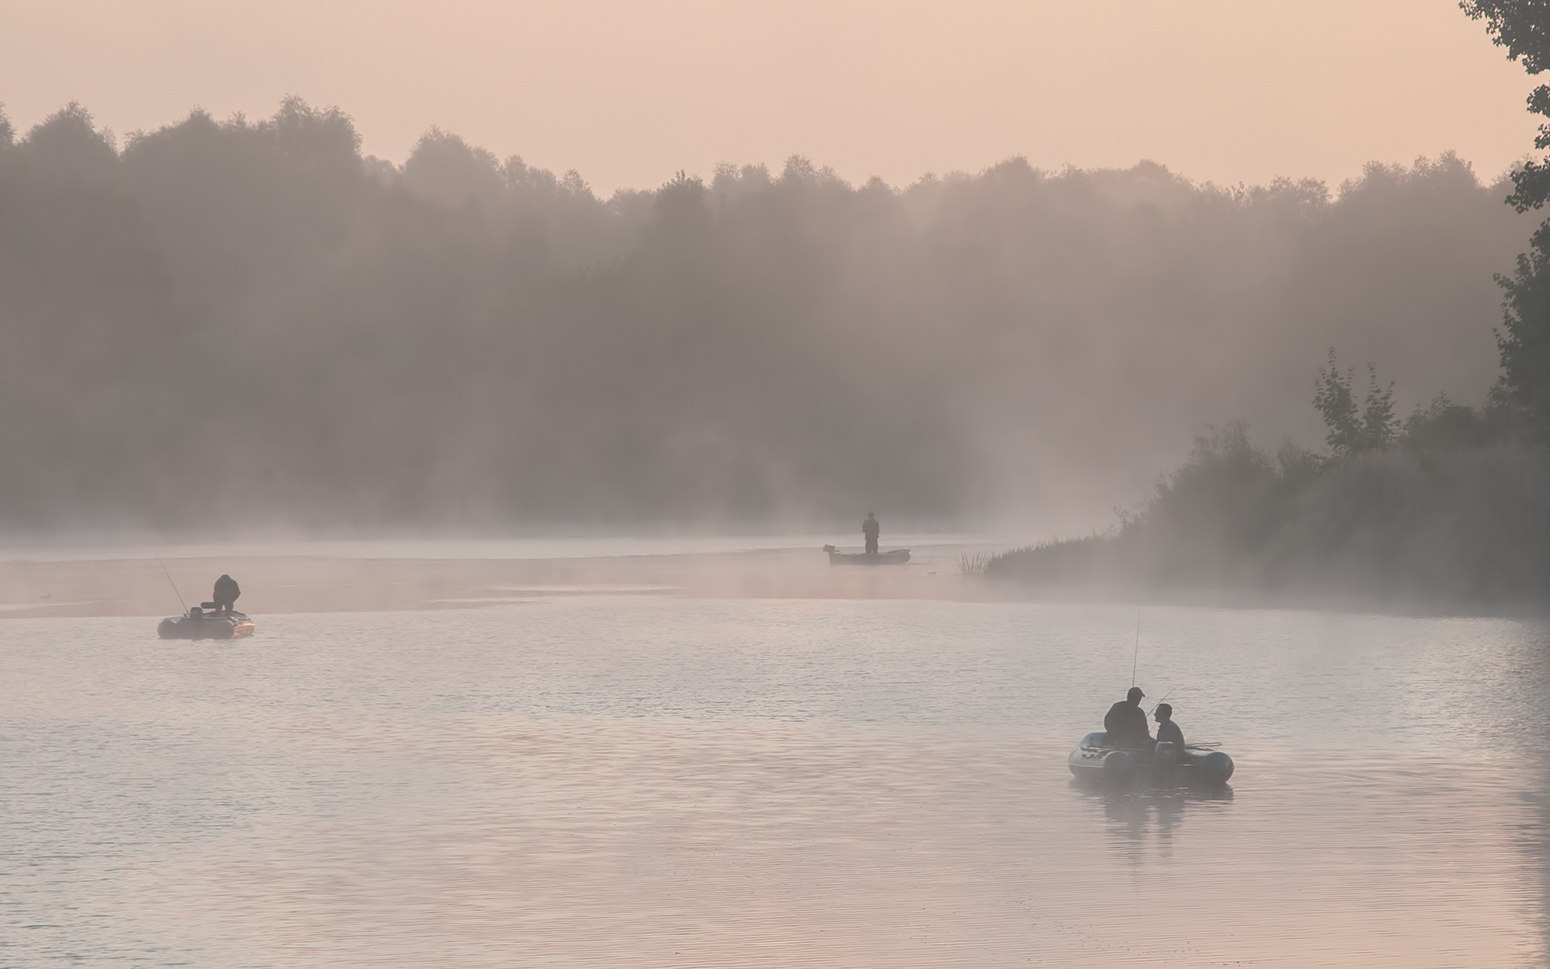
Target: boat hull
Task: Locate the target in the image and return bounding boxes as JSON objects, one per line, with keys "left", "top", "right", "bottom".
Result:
{"left": 1068, "top": 731, "right": 1233, "bottom": 787}
{"left": 823, "top": 546, "right": 910, "bottom": 565}
{"left": 158, "top": 611, "right": 255, "bottom": 640}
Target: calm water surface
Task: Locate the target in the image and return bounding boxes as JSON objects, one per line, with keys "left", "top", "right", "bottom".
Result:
{"left": 5, "top": 596, "right": 1550, "bottom": 966}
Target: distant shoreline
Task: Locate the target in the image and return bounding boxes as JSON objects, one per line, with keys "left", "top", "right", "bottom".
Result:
{"left": 2, "top": 548, "right": 1536, "bottom": 621}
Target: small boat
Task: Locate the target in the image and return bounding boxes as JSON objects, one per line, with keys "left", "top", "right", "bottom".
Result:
{"left": 1068, "top": 731, "right": 1234, "bottom": 787}
{"left": 158, "top": 603, "right": 255, "bottom": 640}
{"left": 823, "top": 545, "right": 911, "bottom": 565}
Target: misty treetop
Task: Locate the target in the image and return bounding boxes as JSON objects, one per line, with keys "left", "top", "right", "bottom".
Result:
{"left": 0, "top": 98, "right": 1529, "bottom": 528}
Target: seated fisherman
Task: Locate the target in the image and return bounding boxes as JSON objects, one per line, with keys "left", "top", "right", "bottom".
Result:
{"left": 1103, "top": 686, "right": 1152, "bottom": 748}
{"left": 1154, "top": 702, "right": 1185, "bottom": 751}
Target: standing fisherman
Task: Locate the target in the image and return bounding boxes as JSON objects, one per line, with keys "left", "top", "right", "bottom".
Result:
{"left": 213, "top": 574, "right": 241, "bottom": 613}
{"left": 862, "top": 512, "right": 880, "bottom": 555}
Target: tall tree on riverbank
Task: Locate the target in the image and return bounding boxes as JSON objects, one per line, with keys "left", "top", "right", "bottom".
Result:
{"left": 1464, "top": 1, "right": 1550, "bottom": 434}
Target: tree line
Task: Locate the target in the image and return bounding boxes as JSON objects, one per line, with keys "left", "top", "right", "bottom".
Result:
{"left": 0, "top": 97, "right": 1530, "bottom": 531}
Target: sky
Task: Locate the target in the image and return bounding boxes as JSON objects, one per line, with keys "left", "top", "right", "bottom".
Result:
{"left": 0, "top": 0, "right": 1540, "bottom": 194}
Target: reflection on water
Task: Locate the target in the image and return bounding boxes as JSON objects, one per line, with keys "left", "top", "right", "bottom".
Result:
{"left": 1075, "top": 779, "right": 1234, "bottom": 846}
{"left": 3, "top": 597, "right": 1549, "bottom": 966}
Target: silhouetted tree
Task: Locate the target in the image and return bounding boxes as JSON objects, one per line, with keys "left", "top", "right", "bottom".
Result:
{"left": 1462, "top": 2, "right": 1550, "bottom": 212}
{"left": 1359, "top": 364, "right": 1398, "bottom": 451}
{"left": 1314, "top": 351, "right": 1395, "bottom": 455}
{"left": 1465, "top": 1, "right": 1550, "bottom": 436}
{"left": 1314, "top": 351, "right": 1361, "bottom": 453}
{"left": 1491, "top": 226, "right": 1550, "bottom": 434}
{"left": 1402, "top": 393, "right": 1488, "bottom": 450}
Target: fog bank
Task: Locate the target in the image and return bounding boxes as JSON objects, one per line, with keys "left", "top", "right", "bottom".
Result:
{"left": 0, "top": 99, "right": 1529, "bottom": 532}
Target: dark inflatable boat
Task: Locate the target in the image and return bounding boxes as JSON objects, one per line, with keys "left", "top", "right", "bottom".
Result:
{"left": 1068, "top": 731, "right": 1234, "bottom": 787}
{"left": 823, "top": 545, "right": 911, "bottom": 565}
{"left": 158, "top": 603, "right": 255, "bottom": 640}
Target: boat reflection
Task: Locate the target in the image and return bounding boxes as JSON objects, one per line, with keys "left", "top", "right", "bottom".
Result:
{"left": 1071, "top": 777, "right": 1234, "bottom": 849}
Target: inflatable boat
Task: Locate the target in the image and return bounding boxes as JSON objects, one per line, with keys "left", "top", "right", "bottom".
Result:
{"left": 158, "top": 604, "right": 255, "bottom": 640}
{"left": 823, "top": 545, "right": 911, "bottom": 565}
{"left": 1068, "top": 731, "right": 1234, "bottom": 787}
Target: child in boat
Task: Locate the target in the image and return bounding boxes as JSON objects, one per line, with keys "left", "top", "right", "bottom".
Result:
{"left": 1154, "top": 703, "right": 1185, "bottom": 752}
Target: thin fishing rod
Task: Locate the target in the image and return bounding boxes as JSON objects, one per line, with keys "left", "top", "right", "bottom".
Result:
{"left": 1149, "top": 688, "right": 1175, "bottom": 716}
{"left": 1130, "top": 612, "right": 1140, "bottom": 688}
{"left": 155, "top": 555, "right": 188, "bottom": 613}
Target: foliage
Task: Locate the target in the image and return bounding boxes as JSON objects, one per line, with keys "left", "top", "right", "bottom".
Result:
{"left": 1466, "top": 1, "right": 1550, "bottom": 438}
{"left": 1313, "top": 351, "right": 1396, "bottom": 455}
{"left": 1401, "top": 393, "right": 1492, "bottom": 451}
{"left": 986, "top": 350, "right": 1549, "bottom": 609}
{"left": 988, "top": 433, "right": 1550, "bottom": 608}
{"left": 1462, "top": 1, "right": 1550, "bottom": 211}
{"left": 1491, "top": 224, "right": 1550, "bottom": 436}
{"left": 0, "top": 99, "right": 1528, "bottom": 529}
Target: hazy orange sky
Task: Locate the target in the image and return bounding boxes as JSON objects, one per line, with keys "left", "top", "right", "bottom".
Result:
{"left": 0, "top": 0, "right": 1539, "bottom": 193}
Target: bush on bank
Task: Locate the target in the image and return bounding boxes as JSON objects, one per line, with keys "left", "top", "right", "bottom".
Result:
{"left": 987, "top": 413, "right": 1550, "bottom": 610}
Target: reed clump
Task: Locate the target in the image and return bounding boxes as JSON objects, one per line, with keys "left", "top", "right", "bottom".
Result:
{"left": 958, "top": 551, "right": 992, "bottom": 576}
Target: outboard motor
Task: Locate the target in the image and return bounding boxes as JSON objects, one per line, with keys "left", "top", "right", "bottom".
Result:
{"left": 1198, "top": 750, "right": 1234, "bottom": 784}
{"left": 1101, "top": 749, "right": 1133, "bottom": 784}
{"left": 189, "top": 606, "right": 203, "bottom": 619}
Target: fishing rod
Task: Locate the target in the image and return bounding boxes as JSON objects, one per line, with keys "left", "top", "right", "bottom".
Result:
{"left": 1148, "top": 688, "right": 1175, "bottom": 716}
{"left": 1130, "top": 612, "right": 1140, "bottom": 688}
{"left": 1131, "top": 612, "right": 1175, "bottom": 714}
{"left": 155, "top": 555, "right": 188, "bottom": 614}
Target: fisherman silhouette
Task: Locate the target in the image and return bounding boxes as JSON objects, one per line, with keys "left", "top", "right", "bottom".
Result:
{"left": 213, "top": 574, "right": 240, "bottom": 613}
{"left": 863, "top": 512, "right": 880, "bottom": 555}
{"left": 1154, "top": 702, "right": 1185, "bottom": 751}
{"left": 1103, "top": 686, "right": 1152, "bottom": 748}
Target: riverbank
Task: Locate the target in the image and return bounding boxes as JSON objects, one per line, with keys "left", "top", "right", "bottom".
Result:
{"left": 987, "top": 431, "right": 1550, "bottom": 617}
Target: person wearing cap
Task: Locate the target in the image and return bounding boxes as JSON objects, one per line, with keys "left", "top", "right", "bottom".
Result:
{"left": 1154, "top": 702, "right": 1185, "bottom": 752}
{"left": 1103, "top": 686, "right": 1152, "bottom": 748}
